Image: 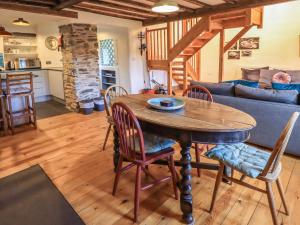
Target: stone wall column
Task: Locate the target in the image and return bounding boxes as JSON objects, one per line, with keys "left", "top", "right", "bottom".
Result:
{"left": 59, "top": 23, "right": 100, "bottom": 111}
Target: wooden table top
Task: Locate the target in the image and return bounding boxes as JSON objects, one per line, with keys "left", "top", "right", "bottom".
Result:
{"left": 113, "top": 94, "right": 256, "bottom": 133}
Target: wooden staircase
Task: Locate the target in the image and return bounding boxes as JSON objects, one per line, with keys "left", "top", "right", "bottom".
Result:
{"left": 146, "top": 7, "right": 264, "bottom": 94}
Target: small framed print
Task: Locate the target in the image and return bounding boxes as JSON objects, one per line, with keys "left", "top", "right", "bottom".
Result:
{"left": 228, "top": 51, "right": 240, "bottom": 60}
{"left": 241, "top": 50, "right": 252, "bottom": 57}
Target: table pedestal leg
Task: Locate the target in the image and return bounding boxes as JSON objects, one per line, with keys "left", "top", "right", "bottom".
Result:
{"left": 113, "top": 125, "right": 120, "bottom": 172}
{"left": 179, "top": 140, "right": 194, "bottom": 224}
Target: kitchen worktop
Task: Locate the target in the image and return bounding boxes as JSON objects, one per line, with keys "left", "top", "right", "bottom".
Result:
{"left": 0, "top": 67, "right": 63, "bottom": 73}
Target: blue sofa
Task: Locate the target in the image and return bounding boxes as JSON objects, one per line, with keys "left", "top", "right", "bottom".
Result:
{"left": 213, "top": 95, "right": 300, "bottom": 156}
{"left": 190, "top": 80, "right": 300, "bottom": 156}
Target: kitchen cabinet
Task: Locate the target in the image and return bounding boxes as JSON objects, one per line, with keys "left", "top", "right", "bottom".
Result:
{"left": 32, "top": 70, "right": 50, "bottom": 100}
{"left": 48, "top": 70, "right": 65, "bottom": 100}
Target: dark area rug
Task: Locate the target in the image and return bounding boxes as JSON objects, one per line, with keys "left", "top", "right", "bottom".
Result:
{"left": 0, "top": 165, "right": 86, "bottom": 225}
{"left": 36, "top": 100, "right": 70, "bottom": 120}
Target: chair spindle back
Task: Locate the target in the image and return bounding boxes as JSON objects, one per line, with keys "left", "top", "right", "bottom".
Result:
{"left": 104, "top": 85, "right": 128, "bottom": 117}
{"left": 182, "top": 85, "right": 213, "bottom": 102}
{"left": 112, "top": 102, "right": 146, "bottom": 162}
{"left": 6, "top": 73, "right": 33, "bottom": 95}
{"left": 261, "top": 112, "right": 299, "bottom": 176}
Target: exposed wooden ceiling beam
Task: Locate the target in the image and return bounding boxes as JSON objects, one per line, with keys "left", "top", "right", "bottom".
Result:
{"left": 143, "top": 0, "right": 296, "bottom": 26}
{"left": 16, "top": 0, "right": 56, "bottom": 7}
{"left": 72, "top": 5, "right": 146, "bottom": 20}
{"left": 101, "top": 0, "right": 154, "bottom": 11}
{"left": 53, "top": 0, "right": 84, "bottom": 10}
{"left": 146, "top": 0, "right": 194, "bottom": 12}
{"left": 85, "top": 0, "right": 165, "bottom": 17}
{"left": 0, "top": 1, "right": 78, "bottom": 18}
{"left": 182, "top": 0, "right": 207, "bottom": 7}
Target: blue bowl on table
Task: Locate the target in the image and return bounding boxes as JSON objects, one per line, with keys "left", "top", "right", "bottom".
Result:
{"left": 147, "top": 97, "right": 185, "bottom": 111}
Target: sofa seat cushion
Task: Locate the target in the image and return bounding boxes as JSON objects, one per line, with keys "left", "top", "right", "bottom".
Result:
{"left": 190, "top": 81, "right": 234, "bottom": 96}
{"left": 224, "top": 79, "right": 259, "bottom": 88}
{"left": 235, "top": 84, "right": 298, "bottom": 105}
{"left": 205, "top": 143, "right": 271, "bottom": 178}
{"left": 134, "top": 132, "right": 176, "bottom": 154}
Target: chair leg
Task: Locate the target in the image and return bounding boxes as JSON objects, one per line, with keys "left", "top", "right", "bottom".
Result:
{"left": 276, "top": 178, "right": 289, "bottom": 216}
{"left": 266, "top": 182, "right": 279, "bottom": 225}
{"left": 30, "top": 93, "right": 37, "bottom": 128}
{"left": 195, "top": 143, "right": 201, "bottom": 177}
{"left": 169, "top": 155, "right": 179, "bottom": 200}
{"left": 209, "top": 163, "right": 225, "bottom": 213}
{"left": 112, "top": 156, "right": 123, "bottom": 196}
{"left": 7, "top": 96, "right": 15, "bottom": 135}
{"left": 134, "top": 165, "right": 142, "bottom": 223}
{"left": 102, "top": 124, "right": 112, "bottom": 151}
{"left": 0, "top": 97, "right": 7, "bottom": 135}
{"left": 25, "top": 95, "right": 30, "bottom": 124}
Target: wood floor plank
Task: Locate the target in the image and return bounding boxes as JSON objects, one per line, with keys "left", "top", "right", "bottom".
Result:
{"left": 0, "top": 112, "right": 299, "bottom": 225}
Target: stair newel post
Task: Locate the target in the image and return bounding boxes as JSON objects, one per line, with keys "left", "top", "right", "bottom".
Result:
{"left": 167, "top": 22, "right": 172, "bottom": 95}
{"left": 218, "top": 30, "right": 225, "bottom": 82}
{"left": 196, "top": 50, "right": 201, "bottom": 81}
{"left": 183, "top": 59, "right": 188, "bottom": 90}
{"left": 168, "top": 63, "right": 173, "bottom": 95}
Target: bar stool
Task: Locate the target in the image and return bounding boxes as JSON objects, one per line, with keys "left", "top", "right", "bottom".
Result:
{"left": 0, "top": 78, "right": 7, "bottom": 135}
{"left": 4, "top": 73, "right": 37, "bottom": 135}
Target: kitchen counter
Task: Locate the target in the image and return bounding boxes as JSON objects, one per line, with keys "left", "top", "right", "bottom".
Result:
{"left": 0, "top": 67, "right": 63, "bottom": 74}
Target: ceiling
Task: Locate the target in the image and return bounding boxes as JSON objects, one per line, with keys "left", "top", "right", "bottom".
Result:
{"left": 0, "top": 0, "right": 294, "bottom": 26}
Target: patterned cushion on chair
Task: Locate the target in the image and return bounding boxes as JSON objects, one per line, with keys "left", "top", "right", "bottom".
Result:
{"left": 135, "top": 132, "right": 176, "bottom": 154}
{"left": 205, "top": 143, "right": 271, "bottom": 178}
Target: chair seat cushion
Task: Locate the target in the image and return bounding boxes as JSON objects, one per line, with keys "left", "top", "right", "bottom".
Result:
{"left": 136, "top": 132, "right": 176, "bottom": 154}
{"left": 205, "top": 143, "right": 271, "bottom": 178}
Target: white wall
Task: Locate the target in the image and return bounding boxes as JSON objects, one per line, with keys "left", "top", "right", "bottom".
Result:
{"left": 201, "top": 1, "right": 300, "bottom": 82}
{"left": 98, "top": 26, "right": 131, "bottom": 92}
{"left": 36, "top": 23, "right": 62, "bottom": 68}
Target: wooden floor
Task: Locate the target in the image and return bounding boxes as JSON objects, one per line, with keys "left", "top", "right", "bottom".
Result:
{"left": 0, "top": 112, "right": 299, "bottom": 225}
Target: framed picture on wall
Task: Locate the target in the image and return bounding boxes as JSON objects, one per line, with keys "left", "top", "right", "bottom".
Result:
{"left": 228, "top": 51, "right": 240, "bottom": 59}
{"left": 239, "top": 37, "right": 260, "bottom": 49}
{"left": 241, "top": 50, "right": 252, "bottom": 57}
{"left": 100, "top": 39, "right": 118, "bottom": 67}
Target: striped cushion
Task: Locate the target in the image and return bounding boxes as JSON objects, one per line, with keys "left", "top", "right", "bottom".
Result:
{"left": 205, "top": 143, "right": 271, "bottom": 178}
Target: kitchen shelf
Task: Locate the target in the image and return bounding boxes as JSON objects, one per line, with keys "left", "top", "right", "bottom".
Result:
{"left": 4, "top": 44, "right": 37, "bottom": 47}
{"left": 101, "top": 69, "right": 117, "bottom": 90}
{"left": 102, "top": 75, "right": 116, "bottom": 78}
{"left": 4, "top": 53, "right": 38, "bottom": 55}
{"left": 102, "top": 82, "right": 116, "bottom": 85}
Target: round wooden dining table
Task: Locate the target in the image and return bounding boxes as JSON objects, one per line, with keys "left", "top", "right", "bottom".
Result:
{"left": 112, "top": 94, "right": 256, "bottom": 224}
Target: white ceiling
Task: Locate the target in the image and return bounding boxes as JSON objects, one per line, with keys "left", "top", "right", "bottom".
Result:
{"left": 0, "top": 9, "right": 74, "bottom": 27}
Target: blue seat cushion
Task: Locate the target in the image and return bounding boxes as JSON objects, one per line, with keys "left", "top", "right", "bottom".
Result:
{"left": 205, "top": 143, "right": 271, "bottom": 178}
{"left": 135, "top": 132, "right": 176, "bottom": 154}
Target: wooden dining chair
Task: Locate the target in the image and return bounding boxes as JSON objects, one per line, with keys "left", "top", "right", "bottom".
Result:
{"left": 102, "top": 85, "right": 128, "bottom": 151}
{"left": 0, "top": 78, "right": 7, "bottom": 135}
{"left": 4, "top": 73, "right": 37, "bottom": 135}
{"left": 182, "top": 85, "right": 213, "bottom": 177}
{"left": 111, "top": 102, "right": 178, "bottom": 222}
{"left": 206, "top": 112, "right": 299, "bottom": 225}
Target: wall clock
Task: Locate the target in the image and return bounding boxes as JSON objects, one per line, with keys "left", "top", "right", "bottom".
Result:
{"left": 45, "top": 36, "right": 58, "bottom": 50}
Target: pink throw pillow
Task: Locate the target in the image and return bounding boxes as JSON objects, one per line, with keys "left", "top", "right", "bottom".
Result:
{"left": 272, "top": 72, "right": 291, "bottom": 84}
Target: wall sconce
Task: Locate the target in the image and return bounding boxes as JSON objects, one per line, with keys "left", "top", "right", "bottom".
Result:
{"left": 138, "top": 31, "right": 147, "bottom": 56}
